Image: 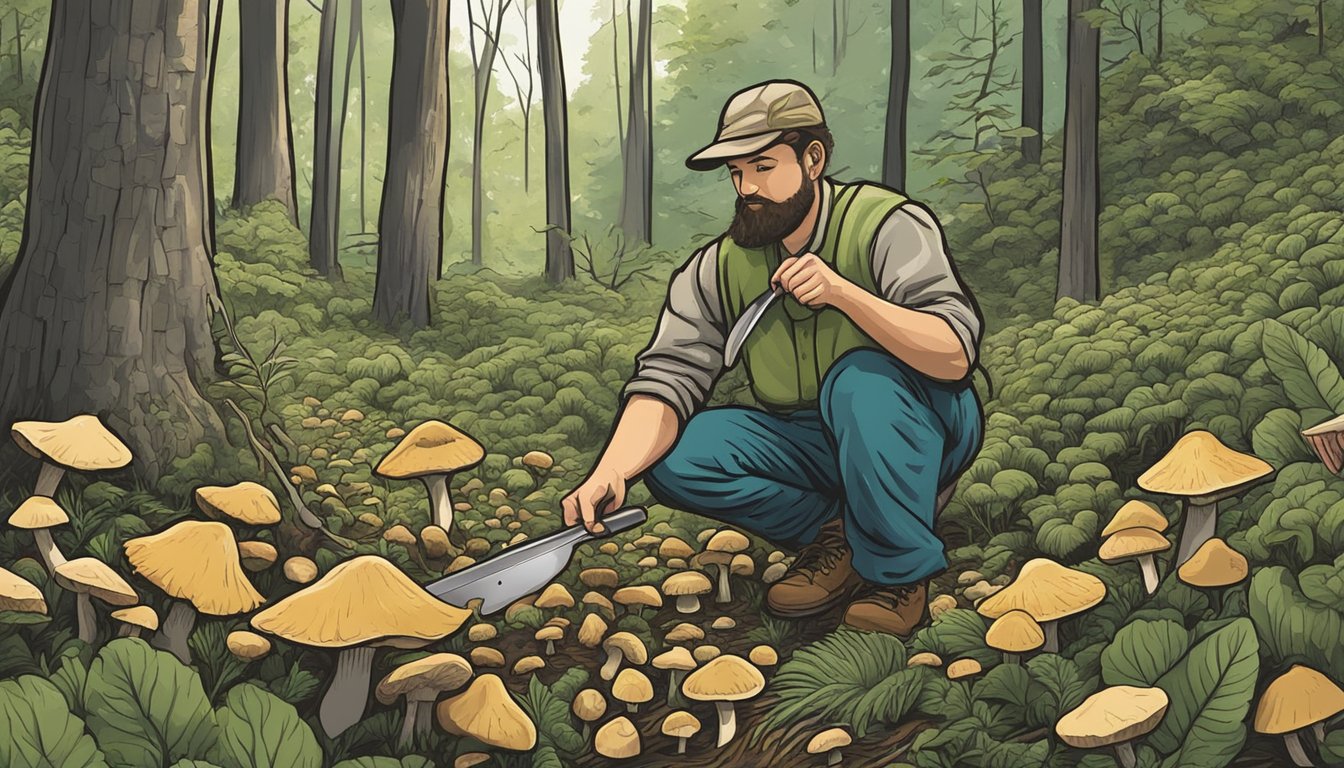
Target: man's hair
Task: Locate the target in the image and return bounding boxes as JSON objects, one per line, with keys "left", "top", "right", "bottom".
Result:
{"left": 773, "top": 125, "right": 835, "bottom": 172}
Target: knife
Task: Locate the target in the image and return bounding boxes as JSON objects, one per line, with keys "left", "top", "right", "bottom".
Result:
{"left": 424, "top": 506, "right": 648, "bottom": 614}
{"left": 723, "top": 286, "right": 782, "bottom": 367}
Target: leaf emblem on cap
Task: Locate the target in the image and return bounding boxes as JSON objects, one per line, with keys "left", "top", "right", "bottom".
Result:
{"left": 767, "top": 92, "right": 817, "bottom": 127}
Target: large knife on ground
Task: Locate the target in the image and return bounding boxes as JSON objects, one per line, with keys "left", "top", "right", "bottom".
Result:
{"left": 723, "top": 285, "right": 783, "bottom": 367}
{"left": 424, "top": 506, "right": 648, "bottom": 614}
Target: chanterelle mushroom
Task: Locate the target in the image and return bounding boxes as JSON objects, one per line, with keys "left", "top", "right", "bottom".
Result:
{"left": 11, "top": 414, "right": 132, "bottom": 496}
{"left": 1099, "top": 526, "right": 1171, "bottom": 595}
{"left": 226, "top": 630, "right": 272, "bottom": 662}
{"left": 807, "top": 727, "right": 852, "bottom": 766}
{"left": 613, "top": 585, "right": 663, "bottom": 616}
{"left": 663, "top": 571, "right": 713, "bottom": 614}
{"left": 251, "top": 555, "right": 472, "bottom": 738}
{"left": 1253, "top": 664, "right": 1344, "bottom": 767}
{"left": 571, "top": 688, "right": 607, "bottom": 741}
{"left": 1177, "top": 537, "right": 1248, "bottom": 588}
{"left": 601, "top": 631, "right": 648, "bottom": 681}
{"left": 578, "top": 613, "right": 608, "bottom": 647}
{"left": 596, "top": 715, "right": 641, "bottom": 759}
{"left": 53, "top": 557, "right": 138, "bottom": 644}
{"left": 984, "top": 610, "right": 1045, "bottom": 664}
{"left": 694, "top": 530, "right": 750, "bottom": 603}
{"left": 662, "top": 710, "right": 701, "bottom": 755}
{"left": 1101, "top": 500, "right": 1168, "bottom": 536}
{"left": 681, "top": 654, "right": 765, "bottom": 746}
{"left": 436, "top": 674, "right": 537, "bottom": 751}
{"left": 535, "top": 625, "right": 564, "bottom": 655}
{"left": 8, "top": 496, "right": 70, "bottom": 572}
{"left": 376, "top": 653, "right": 473, "bottom": 749}
{"left": 653, "top": 646, "right": 698, "bottom": 708}
{"left": 111, "top": 605, "right": 159, "bottom": 639}
{"left": 976, "top": 558, "right": 1106, "bottom": 652}
{"left": 612, "top": 668, "right": 654, "bottom": 713}
{"left": 195, "top": 482, "right": 281, "bottom": 526}
{"left": 1138, "top": 430, "right": 1272, "bottom": 565}
{"left": 124, "top": 520, "right": 264, "bottom": 664}
{"left": 1056, "top": 685, "right": 1169, "bottom": 768}
{"left": 375, "top": 420, "right": 485, "bottom": 541}
{"left": 0, "top": 566, "right": 46, "bottom": 616}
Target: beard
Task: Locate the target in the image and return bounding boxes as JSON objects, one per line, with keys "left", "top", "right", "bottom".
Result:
{"left": 727, "top": 179, "right": 816, "bottom": 248}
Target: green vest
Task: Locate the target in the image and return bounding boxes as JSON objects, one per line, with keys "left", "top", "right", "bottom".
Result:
{"left": 717, "top": 180, "right": 910, "bottom": 411}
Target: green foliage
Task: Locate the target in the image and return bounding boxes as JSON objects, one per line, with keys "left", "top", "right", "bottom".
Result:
{"left": 1101, "top": 620, "right": 1191, "bottom": 687}
{"left": 516, "top": 668, "right": 587, "bottom": 760}
{"left": 0, "top": 674, "right": 108, "bottom": 768}
{"left": 1250, "top": 563, "right": 1344, "bottom": 679}
{"left": 911, "top": 608, "right": 996, "bottom": 668}
{"left": 214, "top": 683, "right": 323, "bottom": 768}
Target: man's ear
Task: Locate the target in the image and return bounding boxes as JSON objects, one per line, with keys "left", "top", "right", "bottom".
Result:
{"left": 805, "top": 140, "right": 825, "bottom": 180}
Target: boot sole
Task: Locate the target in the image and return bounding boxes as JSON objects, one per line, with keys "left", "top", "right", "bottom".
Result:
{"left": 765, "top": 580, "right": 864, "bottom": 618}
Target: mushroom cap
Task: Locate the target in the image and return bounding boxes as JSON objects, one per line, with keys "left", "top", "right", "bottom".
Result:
{"left": 534, "top": 583, "right": 575, "bottom": 609}
{"left": 470, "top": 647, "right": 506, "bottom": 668}
{"left": 807, "top": 727, "right": 852, "bottom": 754}
{"left": 976, "top": 558, "right": 1106, "bottom": 623}
{"left": 665, "top": 623, "right": 705, "bottom": 643}
{"left": 1253, "top": 665, "right": 1344, "bottom": 734}
{"left": 571, "top": 688, "right": 607, "bottom": 721}
{"left": 375, "top": 653, "right": 473, "bottom": 704}
{"left": 513, "top": 655, "right": 546, "bottom": 675}
{"left": 250, "top": 555, "right": 471, "bottom": 648}
{"left": 1098, "top": 527, "right": 1171, "bottom": 563}
{"left": 946, "top": 658, "right": 983, "bottom": 679}
{"left": 1056, "top": 685, "right": 1170, "bottom": 747}
{"left": 1102, "top": 500, "right": 1168, "bottom": 537}
{"left": 1177, "top": 538, "right": 1249, "bottom": 588}
{"left": 748, "top": 645, "right": 779, "bottom": 667}
{"left": 612, "top": 668, "right": 653, "bottom": 704}
{"left": 124, "top": 521, "right": 263, "bottom": 615}
{"left": 111, "top": 605, "right": 159, "bottom": 631}
{"left": 226, "top": 630, "right": 272, "bottom": 661}
{"left": 436, "top": 674, "right": 537, "bottom": 751}
{"left": 383, "top": 525, "right": 416, "bottom": 546}
{"left": 603, "top": 632, "right": 648, "bottom": 665}
{"left": 1137, "top": 430, "right": 1272, "bottom": 500}
{"left": 194, "top": 482, "right": 281, "bottom": 525}
{"left": 653, "top": 647, "right": 697, "bottom": 671}
{"left": 682, "top": 655, "right": 764, "bottom": 701}
{"left": 632, "top": 534, "right": 663, "bottom": 548}
{"left": 662, "top": 571, "right": 712, "bottom": 597}
{"left": 693, "top": 645, "right": 721, "bottom": 663}
{"left": 613, "top": 585, "right": 663, "bottom": 609}
{"left": 985, "top": 610, "right": 1046, "bottom": 653}
{"left": 454, "top": 754, "right": 490, "bottom": 768}
{"left": 662, "top": 710, "right": 701, "bottom": 738}
{"left": 579, "top": 568, "right": 619, "bottom": 589}
{"left": 283, "top": 556, "right": 318, "bottom": 584}
{"left": 521, "top": 450, "right": 553, "bottom": 470}
{"left": 705, "top": 530, "right": 749, "bottom": 553}
{"left": 582, "top": 590, "right": 615, "bottom": 616}
{"left": 238, "top": 540, "right": 279, "bottom": 571}
{"left": 636, "top": 556, "right": 658, "bottom": 569}
{"left": 595, "top": 715, "right": 641, "bottom": 759}
{"left": 659, "top": 537, "right": 695, "bottom": 560}
{"left": 11, "top": 414, "right": 132, "bottom": 471}
{"left": 8, "top": 496, "right": 69, "bottom": 529}
{"left": 577, "top": 613, "right": 608, "bottom": 647}
{"left": 53, "top": 558, "right": 138, "bottom": 606}
{"left": 543, "top": 616, "right": 571, "bottom": 629}
{"left": 711, "top": 616, "right": 736, "bottom": 630}
{"left": 534, "top": 625, "right": 564, "bottom": 642}
{"left": 729, "top": 553, "right": 755, "bottom": 576}
{"left": 468, "top": 623, "right": 498, "bottom": 642}
{"left": 0, "top": 567, "right": 47, "bottom": 614}
{"left": 907, "top": 652, "right": 943, "bottom": 668}
{"left": 375, "top": 420, "right": 485, "bottom": 479}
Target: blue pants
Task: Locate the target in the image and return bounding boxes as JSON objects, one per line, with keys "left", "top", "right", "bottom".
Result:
{"left": 644, "top": 349, "right": 983, "bottom": 585}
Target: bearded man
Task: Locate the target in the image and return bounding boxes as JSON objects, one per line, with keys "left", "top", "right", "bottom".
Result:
{"left": 562, "top": 80, "right": 985, "bottom": 636}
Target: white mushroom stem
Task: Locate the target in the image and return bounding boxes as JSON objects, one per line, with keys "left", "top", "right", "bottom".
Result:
{"left": 713, "top": 701, "right": 738, "bottom": 746}
{"left": 600, "top": 648, "right": 625, "bottom": 681}
{"left": 545, "top": 639, "right": 556, "bottom": 655}
{"left": 627, "top": 701, "right": 639, "bottom": 714}
{"left": 1042, "top": 621, "right": 1060, "bottom": 653}
{"left": 32, "top": 528, "right": 68, "bottom": 572}
{"left": 1174, "top": 500, "right": 1217, "bottom": 566}
{"left": 421, "top": 474, "right": 454, "bottom": 533}
{"left": 398, "top": 694, "right": 434, "bottom": 750}
{"left": 676, "top": 735, "right": 689, "bottom": 754}
{"left": 1283, "top": 731, "right": 1314, "bottom": 767}
{"left": 1137, "top": 554, "right": 1160, "bottom": 595}
{"left": 320, "top": 646, "right": 376, "bottom": 738}
{"left": 825, "top": 748, "right": 843, "bottom": 767}
{"left": 397, "top": 700, "right": 421, "bottom": 750}
{"left": 414, "top": 698, "right": 433, "bottom": 741}
{"left": 713, "top": 563, "right": 732, "bottom": 603}
{"left": 1115, "top": 741, "right": 1137, "bottom": 768}
{"left": 73, "top": 593, "right": 97, "bottom": 644}
{"left": 117, "top": 624, "right": 142, "bottom": 639}
{"left": 151, "top": 602, "right": 197, "bottom": 664}
{"left": 676, "top": 595, "right": 701, "bottom": 614}
{"left": 1312, "top": 722, "right": 1326, "bottom": 744}
{"left": 33, "top": 462, "right": 66, "bottom": 497}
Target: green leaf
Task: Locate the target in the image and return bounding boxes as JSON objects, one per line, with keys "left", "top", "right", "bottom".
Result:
{"left": 330, "top": 758, "right": 433, "bottom": 768}
{"left": 82, "top": 638, "right": 219, "bottom": 768}
{"left": 1250, "top": 565, "right": 1344, "bottom": 678}
{"left": 1260, "top": 319, "right": 1344, "bottom": 413}
{"left": 1025, "top": 655, "right": 1091, "bottom": 728}
{"left": 912, "top": 609, "right": 997, "bottom": 667}
{"left": 0, "top": 675, "right": 108, "bottom": 768}
{"left": 1252, "top": 408, "right": 1316, "bottom": 467}
{"left": 214, "top": 683, "right": 322, "bottom": 768}
{"left": 1101, "top": 620, "right": 1191, "bottom": 686}
{"left": 1149, "top": 618, "right": 1260, "bottom": 767}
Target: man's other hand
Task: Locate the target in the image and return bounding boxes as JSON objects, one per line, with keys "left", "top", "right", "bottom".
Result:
{"left": 562, "top": 466, "right": 627, "bottom": 534}
{"left": 771, "top": 252, "right": 854, "bottom": 309}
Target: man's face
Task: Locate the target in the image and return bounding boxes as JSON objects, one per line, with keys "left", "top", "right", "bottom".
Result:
{"left": 725, "top": 142, "right": 818, "bottom": 248}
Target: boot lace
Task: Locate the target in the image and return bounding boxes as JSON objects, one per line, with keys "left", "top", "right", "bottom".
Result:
{"left": 791, "top": 523, "right": 847, "bottom": 576}
{"left": 866, "top": 584, "right": 920, "bottom": 607}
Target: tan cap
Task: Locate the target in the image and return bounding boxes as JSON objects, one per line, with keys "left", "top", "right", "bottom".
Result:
{"left": 436, "top": 674, "right": 537, "bottom": 751}
{"left": 682, "top": 655, "right": 765, "bottom": 701}
{"left": 976, "top": 558, "right": 1106, "bottom": 623}
{"left": 11, "top": 414, "right": 132, "bottom": 471}
{"left": 1253, "top": 664, "right": 1344, "bottom": 734}
{"left": 1138, "top": 430, "right": 1272, "bottom": 501}
{"left": 577, "top": 613, "right": 608, "bottom": 647}
{"left": 662, "top": 710, "right": 700, "bottom": 738}
{"left": 111, "top": 605, "right": 159, "bottom": 631}
{"left": 124, "top": 521, "right": 264, "bottom": 615}
{"left": 749, "top": 645, "right": 778, "bottom": 667}
{"left": 985, "top": 610, "right": 1046, "bottom": 654}
{"left": 1056, "top": 685, "right": 1169, "bottom": 747}
{"left": 612, "top": 668, "right": 653, "bottom": 705}
{"left": 1102, "top": 500, "right": 1168, "bottom": 536}
{"left": 666, "top": 622, "right": 705, "bottom": 643}
{"left": 653, "top": 646, "right": 697, "bottom": 671}
{"left": 595, "top": 715, "right": 641, "bottom": 759}
{"left": 1177, "top": 537, "right": 1248, "bottom": 588}
{"left": 613, "top": 585, "right": 663, "bottom": 610}
{"left": 0, "top": 566, "right": 47, "bottom": 614}
{"left": 807, "top": 727, "right": 852, "bottom": 755}
{"left": 1099, "top": 527, "right": 1171, "bottom": 562}
{"left": 226, "top": 630, "right": 273, "bottom": 661}
{"left": 375, "top": 420, "right": 484, "bottom": 480}
{"left": 375, "top": 653, "right": 473, "bottom": 704}
{"left": 53, "top": 558, "right": 138, "bottom": 606}
{"left": 534, "top": 583, "right": 575, "bottom": 609}
{"left": 572, "top": 688, "right": 607, "bottom": 722}
{"left": 579, "top": 567, "right": 619, "bottom": 589}
{"left": 686, "top": 80, "right": 826, "bottom": 171}
{"left": 513, "top": 655, "right": 546, "bottom": 675}
{"left": 8, "top": 496, "right": 69, "bottom": 529}
{"left": 946, "top": 658, "right": 983, "bottom": 680}
{"left": 195, "top": 482, "right": 282, "bottom": 526}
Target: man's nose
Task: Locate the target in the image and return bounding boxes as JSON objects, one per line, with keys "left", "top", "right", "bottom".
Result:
{"left": 737, "top": 178, "right": 759, "bottom": 196}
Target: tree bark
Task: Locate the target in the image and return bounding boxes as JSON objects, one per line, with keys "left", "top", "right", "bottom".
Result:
{"left": 470, "top": 1, "right": 505, "bottom": 267}
{"left": 0, "top": 0, "right": 224, "bottom": 482}
{"left": 611, "top": 0, "right": 624, "bottom": 158}
{"left": 1021, "top": 0, "right": 1043, "bottom": 164}
{"left": 233, "top": 0, "right": 298, "bottom": 222}
{"left": 1057, "top": 0, "right": 1100, "bottom": 303}
{"left": 881, "top": 0, "right": 909, "bottom": 188}
{"left": 536, "top": 0, "right": 573, "bottom": 283}
{"left": 618, "top": 0, "right": 651, "bottom": 244}
{"left": 374, "top": 0, "right": 449, "bottom": 327}
{"left": 357, "top": 4, "right": 368, "bottom": 231}
{"left": 308, "top": 0, "right": 352, "bottom": 279}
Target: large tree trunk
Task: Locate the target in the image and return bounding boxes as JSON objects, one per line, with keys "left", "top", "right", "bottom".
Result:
{"left": 881, "top": 0, "right": 909, "bottom": 189}
{"left": 470, "top": 6, "right": 502, "bottom": 267}
{"left": 618, "top": 0, "right": 651, "bottom": 244}
{"left": 1021, "top": 0, "right": 1042, "bottom": 164}
{"left": 373, "top": 0, "right": 449, "bottom": 327}
{"left": 308, "top": 0, "right": 353, "bottom": 279}
{"left": 537, "top": 0, "right": 573, "bottom": 283}
{"left": 0, "top": 0, "right": 224, "bottom": 482}
{"left": 233, "top": 0, "right": 298, "bottom": 222}
{"left": 1057, "top": 0, "right": 1100, "bottom": 303}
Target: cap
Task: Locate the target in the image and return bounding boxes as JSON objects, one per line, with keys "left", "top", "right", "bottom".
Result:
{"left": 375, "top": 420, "right": 484, "bottom": 480}
{"left": 1138, "top": 430, "right": 1272, "bottom": 501}
{"left": 1057, "top": 685, "right": 1170, "bottom": 748}
{"left": 595, "top": 715, "right": 641, "bottom": 759}
{"left": 976, "top": 558, "right": 1107, "bottom": 623}
{"left": 686, "top": 80, "right": 825, "bottom": 171}
{"left": 436, "top": 674, "right": 537, "bottom": 751}
{"left": 124, "top": 520, "right": 264, "bottom": 615}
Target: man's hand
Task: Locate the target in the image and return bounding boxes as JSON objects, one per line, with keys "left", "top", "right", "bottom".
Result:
{"left": 561, "top": 466, "right": 626, "bottom": 534}
{"left": 771, "top": 252, "right": 855, "bottom": 309}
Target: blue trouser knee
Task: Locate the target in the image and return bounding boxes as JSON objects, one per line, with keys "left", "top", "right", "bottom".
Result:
{"left": 643, "top": 348, "right": 983, "bottom": 585}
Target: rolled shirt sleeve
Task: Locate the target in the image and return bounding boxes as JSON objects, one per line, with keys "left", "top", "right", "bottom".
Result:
{"left": 871, "top": 201, "right": 983, "bottom": 371}
{"left": 621, "top": 243, "right": 727, "bottom": 422}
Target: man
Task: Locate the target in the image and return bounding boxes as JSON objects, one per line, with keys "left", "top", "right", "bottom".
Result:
{"left": 561, "top": 80, "right": 985, "bottom": 636}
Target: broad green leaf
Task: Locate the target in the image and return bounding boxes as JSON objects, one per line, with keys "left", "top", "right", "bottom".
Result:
{"left": 1250, "top": 566, "right": 1344, "bottom": 679}
{"left": 1149, "top": 618, "right": 1260, "bottom": 767}
{"left": 330, "top": 759, "right": 433, "bottom": 768}
{"left": 1260, "top": 319, "right": 1344, "bottom": 413}
{"left": 0, "top": 675, "right": 108, "bottom": 768}
{"left": 1025, "top": 655, "right": 1092, "bottom": 728}
{"left": 214, "top": 683, "right": 322, "bottom": 768}
{"left": 1101, "top": 620, "right": 1191, "bottom": 686}
{"left": 1252, "top": 408, "right": 1315, "bottom": 467}
{"left": 912, "top": 608, "right": 996, "bottom": 667}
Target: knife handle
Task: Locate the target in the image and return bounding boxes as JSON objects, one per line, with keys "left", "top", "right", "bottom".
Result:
{"left": 587, "top": 506, "right": 647, "bottom": 539}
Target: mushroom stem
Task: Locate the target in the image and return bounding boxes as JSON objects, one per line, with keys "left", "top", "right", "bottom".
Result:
{"left": 1115, "top": 741, "right": 1137, "bottom": 768}
{"left": 1313, "top": 722, "right": 1326, "bottom": 744}
{"left": 320, "top": 646, "right": 376, "bottom": 738}
{"left": 826, "top": 748, "right": 843, "bottom": 767}
{"left": 33, "top": 462, "right": 67, "bottom": 497}
{"left": 676, "top": 595, "right": 700, "bottom": 614}
{"left": 117, "top": 624, "right": 142, "bottom": 639}
{"left": 421, "top": 474, "right": 457, "bottom": 540}
{"left": 600, "top": 648, "right": 625, "bottom": 681}
{"left": 545, "top": 639, "right": 556, "bottom": 655}
{"left": 398, "top": 699, "right": 421, "bottom": 750}
{"left": 414, "top": 698, "right": 433, "bottom": 741}
{"left": 677, "top": 735, "right": 688, "bottom": 754}
{"left": 32, "top": 528, "right": 68, "bottom": 572}
{"left": 1175, "top": 500, "right": 1216, "bottom": 566}
{"left": 666, "top": 670, "right": 687, "bottom": 709}
{"left": 713, "top": 563, "right": 732, "bottom": 604}
{"left": 713, "top": 701, "right": 738, "bottom": 746}
{"left": 74, "top": 593, "right": 97, "bottom": 644}
{"left": 151, "top": 602, "right": 197, "bottom": 664}
{"left": 1138, "top": 554, "right": 1160, "bottom": 595}
{"left": 627, "top": 702, "right": 639, "bottom": 713}
{"left": 1283, "top": 731, "right": 1315, "bottom": 767}
{"left": 1002, "top": 652, "right": 1019, "bottom": 665}
{"left": 1041, "top": 621, "right": 1060, "bottom": 653}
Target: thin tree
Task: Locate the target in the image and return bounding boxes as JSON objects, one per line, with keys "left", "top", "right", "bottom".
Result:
{"left": 1156, "top": 0, "right": 1164, "bottom": 60}
{"left": 831, "top": 0, "right": 865, "bottom": 73}
{"left": 537, "top": 0, "right": 573, "bottom": 283}
{"left": 468, "top": 0, "right": 513, "bottom": 267}
{"left": 233, "top": 0, "right": 299, "bottom": 222}
{"left": 498, "top": 0, "right": 536, "bottom": 192}
{"left": 0, "top": 0, "right": 224, "bottom": 481}
{"left": 1317, "top": 0, "right": 1325, "bottom": 55}
{"left": 355, "top": 0, "right": 371, "bottom": 233}
{"left": 882, "top": 0, "right": 910, "bottom": 188}
{"left": 1021, "top": 0, "right": 1042, "bottom": 163}
{"left": 374, "top": 0, "right": 450, "bottom": 326}
{"left": 1057, "top": 0, "right": 1100, "bottom": 303}
{"left": 618, "top": 0, "right": 651, "bottom": 244}
{"left": 308, "top": 0, "right": 357, "bottom": 278}
{"left": 611, "top": 0, "right": 625, "bottom": 154}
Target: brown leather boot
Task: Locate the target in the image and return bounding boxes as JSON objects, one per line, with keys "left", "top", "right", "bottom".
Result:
{"left": 842, "top": 582, "right": 929, "bottom": 637}
{"left": 765, "top": 519, "right": 864, "bottom": 617}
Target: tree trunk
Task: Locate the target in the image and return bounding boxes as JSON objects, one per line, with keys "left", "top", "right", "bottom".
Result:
{"left": 233, "top": 0, "right": 298, "bottom": 222}
{"left": 1021, "top": 0, "right": 1042, "bottom": 164}
{"left": 374, "top": 0, "right": 449, "bottom": 327}
{"left": 1156, "top": 0, "right": 1164, "bottom": 61}
{"left": 881, "top": 0, "right": 909, "bottom": 188}
{"left": 536, "top": 0, "right": 573, "bottom": 283}
{"left": 307, "top": 0, "right": 351, "bottom": 279}
{"left": 357, "top": 6, "right": 368, "bottom": 232}
{"left": 1318, "top": 0, "right": 1325, "bottom": 56}
{"left": 471, "top": 8, "right": 502, "bottom": 267}
{"left": 611, "top": 0, "right": 624, "bottom": 157}
{"left": 618, "top": 0, "right": 651, "bottom": 244}
{"left": 0, "top": 0, "right": 224, "bottom": 482}
{"left": 12, "top": 8, "right": 23, "bottom": 84}
{"left": 1057, "top": 0, "right": 1100, "bottom": 303}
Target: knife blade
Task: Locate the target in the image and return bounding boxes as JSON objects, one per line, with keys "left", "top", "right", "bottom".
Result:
{"left": 723, "top": 286, "right": 782, "bottom": 367}
{"left": 424, "top": 506, "right": 648, "bottom": 614}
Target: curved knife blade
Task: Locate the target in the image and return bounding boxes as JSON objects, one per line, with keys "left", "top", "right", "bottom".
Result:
{"left": 724, "top": 286, "right": 782, "bottom": 367}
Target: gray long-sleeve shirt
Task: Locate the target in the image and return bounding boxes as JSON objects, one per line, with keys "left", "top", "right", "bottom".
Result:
{"left": 623, "top": 180, "right": 982, "bottom": 422}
